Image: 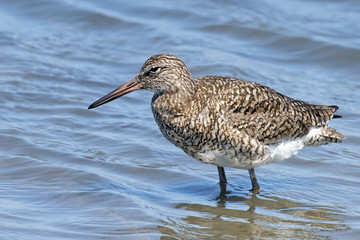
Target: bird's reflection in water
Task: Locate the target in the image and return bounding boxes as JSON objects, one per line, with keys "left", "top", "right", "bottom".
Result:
{"left": 157, "top": 191, "right": 349, "bottom": 239}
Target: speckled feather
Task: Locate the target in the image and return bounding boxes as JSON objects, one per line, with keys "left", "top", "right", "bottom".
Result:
{"left": 145, "top": 54, "right": 345, "bottom": 169}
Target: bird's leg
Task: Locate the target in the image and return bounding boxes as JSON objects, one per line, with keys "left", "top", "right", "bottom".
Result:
{"left": 248, "top": 168, "right": 261, "bottom": 193}
{"left": 217, "top": 166, "right": 227, "bottom": 193}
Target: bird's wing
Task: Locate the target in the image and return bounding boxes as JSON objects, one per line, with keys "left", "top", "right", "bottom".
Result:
{"left": 196, "top": 76, "right": 339, "bottom": 144}
{"left": 228, "top": 81, "right": 340, "bottom": 144}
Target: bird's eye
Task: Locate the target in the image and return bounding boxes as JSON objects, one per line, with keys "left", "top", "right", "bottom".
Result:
{"left": 149, "top": 67, "right": 160, "bottom": 73}
{"left": 144, "top": 66, "right": 161, "bottom": 76}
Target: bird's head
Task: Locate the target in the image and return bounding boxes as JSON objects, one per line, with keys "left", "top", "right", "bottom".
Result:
{"left": 88, "top": 54, "right": 193, "bottom": 109}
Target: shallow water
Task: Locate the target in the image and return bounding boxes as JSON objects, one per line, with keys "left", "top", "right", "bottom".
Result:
{"left": 1, "top": 0, "right": 360, "bottom": 239}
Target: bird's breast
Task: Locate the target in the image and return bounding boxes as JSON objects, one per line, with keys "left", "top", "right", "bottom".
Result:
{"left": 151, "top": 102, "right": 191, "bottom": 145}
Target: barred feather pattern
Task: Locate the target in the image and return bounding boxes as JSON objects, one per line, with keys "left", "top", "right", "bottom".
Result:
{"left": 145, "top": 54, "right": 345, "bottom": 169}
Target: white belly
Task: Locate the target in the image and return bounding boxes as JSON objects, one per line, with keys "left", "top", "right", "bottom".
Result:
{"left": 192, "top": 128, "right": 324, "bottom": 169}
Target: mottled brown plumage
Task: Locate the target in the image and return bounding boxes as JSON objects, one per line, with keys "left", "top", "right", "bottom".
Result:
{"left": 89, "top": 54, "right": 345, "bottom": 193}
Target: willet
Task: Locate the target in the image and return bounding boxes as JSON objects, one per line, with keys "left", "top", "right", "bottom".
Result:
{"left": 89, "top": 54, "right": 345, "bottom": 193}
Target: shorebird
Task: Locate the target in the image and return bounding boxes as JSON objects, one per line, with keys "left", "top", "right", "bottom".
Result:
{"left": 89, "top": 54, "right": 345, "bottom": 193}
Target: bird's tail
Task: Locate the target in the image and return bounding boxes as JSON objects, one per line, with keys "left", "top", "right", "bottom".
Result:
{"left": 303, "top": 126, "right": 346, "bottom": 146}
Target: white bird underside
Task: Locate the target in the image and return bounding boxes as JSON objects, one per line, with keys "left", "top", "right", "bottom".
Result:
{"left": 195, "top": 127, "right": 338, "bottom": 169}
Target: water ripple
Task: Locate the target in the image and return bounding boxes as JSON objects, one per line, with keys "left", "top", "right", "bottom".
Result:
{"left": 1, "top": 0, "right": 359, "bottom": 239}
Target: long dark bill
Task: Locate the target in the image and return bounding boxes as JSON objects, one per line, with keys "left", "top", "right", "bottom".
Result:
{"left": 88, "top": 79, "right": 141, "bottom": 109}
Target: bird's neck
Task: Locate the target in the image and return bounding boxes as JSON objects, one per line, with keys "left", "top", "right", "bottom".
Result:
{"left": 152, "top": 83, "right": 195, "bottom": 116}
